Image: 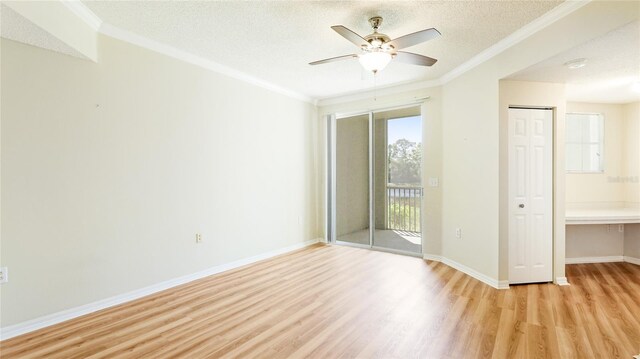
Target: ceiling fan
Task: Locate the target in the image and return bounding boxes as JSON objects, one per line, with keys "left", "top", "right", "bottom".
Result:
{"left": 310, "top": 16, "right": 441, "bottom": 73}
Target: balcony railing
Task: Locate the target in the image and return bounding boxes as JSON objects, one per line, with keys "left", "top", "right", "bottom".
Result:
{"left": 387, "top": 186, "right": 423, "bottom": 233}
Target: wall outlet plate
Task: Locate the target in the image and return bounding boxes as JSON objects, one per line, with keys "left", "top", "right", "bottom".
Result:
{"left": 196, "top": 233, "right": 202, "bottom": 243}
{"left": 0, "top": 267, "right": 8, "bottom": 284}
{"left": 455, "top": 228, "right": 462, "bottom": 239}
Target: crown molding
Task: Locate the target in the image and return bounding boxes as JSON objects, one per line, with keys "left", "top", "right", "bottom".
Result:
{"left": 60, "top": 0, "right": 102, "bottom": 31}
{"left": 62, "top": 1, "right": 314, "bottom": 104}
{"left": 54, "top": 0, "right": 589, "bottom": 106}
{"left": 317, "top": 78, "right": 441, "bottom": 107}
{"left": 440, "top": 0, "right": 590, "bottom": 84}
{"left": 98, "top": 23, "right": 314, "bottom": 104}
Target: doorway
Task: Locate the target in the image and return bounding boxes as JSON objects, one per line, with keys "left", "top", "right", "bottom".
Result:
{"left": 330, "top": 106, "right": 423, "bottom": 256}
{"left": 508, "top": 107, "right": 553, "bottom": 284}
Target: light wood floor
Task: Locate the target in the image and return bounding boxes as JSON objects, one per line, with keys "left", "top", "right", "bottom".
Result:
{"left": 2, "top": 244, "right": 639, "bottom": 358}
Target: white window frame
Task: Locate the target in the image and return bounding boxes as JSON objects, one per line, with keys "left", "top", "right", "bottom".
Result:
{"left": 565, "top": 112, "right": 604, "bottom": 174}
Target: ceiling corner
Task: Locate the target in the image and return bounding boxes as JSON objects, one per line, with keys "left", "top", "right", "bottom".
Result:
{"left": 61, "top": 1, "right": 102, "bottom": 31}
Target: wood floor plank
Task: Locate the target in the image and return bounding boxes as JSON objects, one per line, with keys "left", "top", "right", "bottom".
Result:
{"left": 2, "top": 244, "right": 639, "bottom": 358}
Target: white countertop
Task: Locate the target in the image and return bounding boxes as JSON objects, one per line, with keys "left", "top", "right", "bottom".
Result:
{"left": 566, "top": 207, "right": 640, "bottom": 225}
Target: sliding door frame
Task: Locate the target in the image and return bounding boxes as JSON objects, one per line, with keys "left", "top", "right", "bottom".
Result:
{"left": 328, "top": 111, "right": 373, "bottom": 247}
{"left": 328, "top": 102, "right": 426, "bottom": 257}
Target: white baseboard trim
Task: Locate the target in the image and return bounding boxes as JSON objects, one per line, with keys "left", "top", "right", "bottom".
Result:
{"left": 0, "top": 238, "right": 320, "bottom": 341}
{"left": 423, "top": 254, "right": 442, "bottom": 262}
{"left": 423, "top": 254, "right": 508, "bottom": 290}
{"left": 555, "top": 277, "right": 570, "bottom": 286}
{"left": 565, "top": 256, "right": 624, "bottom": 264}
{"left": 496, "top": 280, "right": 510, "bottom": 290}
{"left": 624, "top": 256, "right": 640, "bottom": 266}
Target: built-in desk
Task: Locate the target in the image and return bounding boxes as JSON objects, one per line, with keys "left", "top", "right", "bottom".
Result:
{"left": 565, "top": 205, "right": 640, "bottom": 265}
{"left": 566, "top": 207, "right": 640, "bottom": 225}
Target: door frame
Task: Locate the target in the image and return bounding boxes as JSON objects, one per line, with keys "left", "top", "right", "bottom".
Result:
{"left": 327, "top": 103, "right": 425, "bottom": 257}
{"left": 507, "top": 106, "right": 555, "bottom": 284}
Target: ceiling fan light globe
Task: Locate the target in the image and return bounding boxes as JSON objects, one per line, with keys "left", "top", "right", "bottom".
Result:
{"left": 359, "top": 52, "right": 392, "bottom": 73}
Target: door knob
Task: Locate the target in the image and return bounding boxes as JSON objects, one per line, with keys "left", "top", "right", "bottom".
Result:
{"left": 519, "top": 204, "right": 525, "bottom": 208}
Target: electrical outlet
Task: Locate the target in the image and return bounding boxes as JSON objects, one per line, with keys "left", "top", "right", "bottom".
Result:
{"left": 428, "top": 177, "right": 439, "bottom": 187}
{"left": 0, "top": 267, "right": 8, "bottom": 284}
{"left": 618, "top": 224, "right": 624, "bottom": 233}
{"left": 195, "top": 233, "right": 202, "bottom": 243}
{"left": 455, "top": 228, "right": 462, "bottom": 239}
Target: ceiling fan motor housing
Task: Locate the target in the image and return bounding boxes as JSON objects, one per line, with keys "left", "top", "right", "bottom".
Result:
{"left": 364, "top": 33, "right": 392, "bottom": 49}
{"left": 365, "top": 17, "right": 393, "bottom": 50}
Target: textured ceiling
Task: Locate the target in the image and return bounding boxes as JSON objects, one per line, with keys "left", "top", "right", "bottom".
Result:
{"left": 83, "top": 1, "right": 562, "bottom": 99}
{"left": 0, "top": 4, "right": 86, "bottom": 59}
{"left": 508, "top": 21, "right": 640, "bottom": 104}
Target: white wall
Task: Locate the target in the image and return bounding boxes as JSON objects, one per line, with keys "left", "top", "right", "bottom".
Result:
{"left": 0, "top": 36, "right": 319, "bottom": 327}
{"left": 623, "top": 102, "right": 639, "bottom": 206}
{"left": 442, "top": 69, "right": 501, "bottom": 280}
{"left": 566, "top": 225, "right": 624, "bottom": 259}
{"left": 625, "top": 224, "right": 640, "bottom": 260}
{"left": 622, "top": 103, "right": 640, "bottom": 261}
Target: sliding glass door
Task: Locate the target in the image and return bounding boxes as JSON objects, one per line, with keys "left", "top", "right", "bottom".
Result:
{"left": 335, "top": 114, "right": 371, "bottom": 246}
{"left": 331, "top": 106, "right": 423, "bottom": 255}
{"left": 373, "top": 108, "right": 423, "bottom": 253}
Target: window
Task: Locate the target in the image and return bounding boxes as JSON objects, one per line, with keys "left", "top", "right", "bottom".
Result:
{"left": 565, "top": 113, "right": 604, "bottom": 173}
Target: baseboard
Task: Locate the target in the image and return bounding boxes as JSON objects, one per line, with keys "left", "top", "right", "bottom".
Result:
{"left": 423, "top": 253, "right": 442, "bottom": 262}
{"left": 555, "top": 277, "right": 570, "bottom": 286}
{"left": 423, "top": 254, "right": 507, "bottom": 290}
{"left": 565, "top": 256, "right": 624, "bottom": 264}
{"left": 496, "top": 280, "right": 510, "bottom": 290}
{"left": 0, "top": 238, "right": 321, "bottom": 341}
{"left": 624, "top": 256, "right": 640, "bottom": 265}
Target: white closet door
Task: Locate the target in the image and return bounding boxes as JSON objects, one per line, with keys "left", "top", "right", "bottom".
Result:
{"left": 508, "top": 108, "right": 553, "bottom": 284}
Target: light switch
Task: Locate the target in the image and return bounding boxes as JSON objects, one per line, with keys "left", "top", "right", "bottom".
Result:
{"left": 0, "top": 267, "right": 7, "bottom": 284}
{"left": 428, "top": 177, "right": 439, "bottom": 187}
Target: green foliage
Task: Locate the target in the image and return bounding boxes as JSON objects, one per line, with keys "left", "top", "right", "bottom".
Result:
{"left": 388, "top": 139, "right": 422, "bottom": 185}
{"left": 387, "top": 200, "right": 421, "bottom": 232}
{"left": 386, "top": 138, "right": 422, "bottom": 232}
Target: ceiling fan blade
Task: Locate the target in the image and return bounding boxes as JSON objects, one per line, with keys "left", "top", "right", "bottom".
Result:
{"left": 309, "top": 54, "right": 358, "bottom": 65}
{"left": 395, "top": 51, "right": 438, "bottom": 66}
{"left": 331, "top": 25, "right": 369, "bottom": 47}
{"left": 388, "top": 28, "right": 441, "bottom": 50}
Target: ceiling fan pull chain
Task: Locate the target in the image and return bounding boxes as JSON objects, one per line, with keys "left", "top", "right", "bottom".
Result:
{"left": 374, "top": 72, "right": 377, "bottom": 101}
